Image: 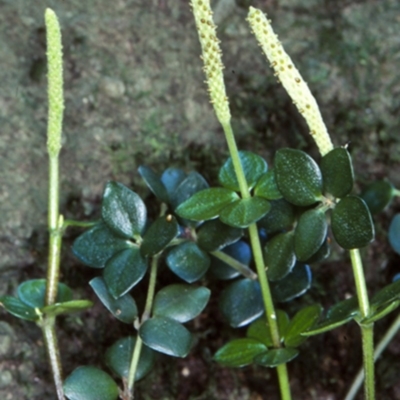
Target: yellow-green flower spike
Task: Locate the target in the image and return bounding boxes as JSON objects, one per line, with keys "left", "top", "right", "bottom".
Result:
{"left": 191, "top": 0, "right": 231, "bottom": 124}
{"left": 247, "top": 7, "right": 333, "bottom": 156}
{"left": 45, "top": 8, "right": 64, "bottom": 157}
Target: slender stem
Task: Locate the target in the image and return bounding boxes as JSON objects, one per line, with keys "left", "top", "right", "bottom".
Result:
{"left": 62, "top": 219, "right": 98, "bottom": 229}
{"left": 211, "top": 250, "right": 258, "bottom": 280}
{"left": 345, "top": 313, "right": 400, "bottom": 400}
{"left": 350, "top": 249, "right": 370, "bottom": 318}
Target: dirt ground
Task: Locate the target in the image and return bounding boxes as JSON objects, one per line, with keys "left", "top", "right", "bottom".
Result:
{"left": 1, "top": 0, "right": 400, "bottom": 399}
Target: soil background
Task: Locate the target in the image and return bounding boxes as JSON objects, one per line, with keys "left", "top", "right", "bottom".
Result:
{"left": 1, "top": 0, "right": 400, "bottom": 399}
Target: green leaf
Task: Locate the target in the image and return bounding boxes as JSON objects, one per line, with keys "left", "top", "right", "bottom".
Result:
{"left": 370, "top": 279, "right": 400, "bottom": 310}
{"left": 102, "top": 181, "right": 147, "bottom": 238}
{"left": 166, "top": 242, "right": 210, "bottom": 283}
{"left": 257, "top": 199, "right": 295, "bottom": 235}
{"left": 90, "top": 277, "right": 138, "bottom": 323}
{"left": 105, "top": 336, "right": 155, "bottom": 381}
{"left": 63, "top": 366, "right": 119, "bottom": 400}
{"left": 303, "top": 297, "right": 359, "bottom": 336}
{"left": 274, "top": 148, "right": 323, "bottom": 206}
{"left": 294, "top": 209, "right": 328, "bottom": 261}
{"left": 320, "top": 147, "right": 354, "bottom": 198}
{"left": 389, "top": 214, "right": 400, "bottom": 255}
{"left": 176, "top": 188, "right": 239, "bottom": 221}
{"left": 220, "top": 197, "right": 271, "bottom": 228}
{"left": 103, "top": 247, "right": 148, "bottom": 299}
{"left": 209, "top": 241, "right": 251, "bottom": 280}
{"left": 0, "top": 296, "right": 38, "bottom": 321}
{"left": 170, "top": 172, "right": 209, "bottom": 209}
{"left": 42, "top": 300, "right": 93, "bottom": 317}
{"left": 331, "top": 195, "right": 375, "bottom": 249}
{"left": 303, "top": 238, "right": 330, "bottom": 264}
{"left": 138, "top": 165, "right": 169, "bottom": 203}
{"left": 219, "top": 278, "right": 263, "bottom": 328}
{"left": 17, "top": 279, "right": 72, "bottom": 308}
{"left": 246, "top": 310, "right": 290, "bottom": 347}
{"left": 270, "top": 263, "right": 312, "bottom": 303}
{"left": 197, "top": 219, "right": 242, "bottom": 252}
{"left": 362, "top": 300, "right": 400, "bottom": 324}
{"left": 219, "top": 151, "right": 268, "bottom": 191}
{"left": 360, "top": 180, "right": 394, "bottom": 214}
{"left": 161, "top": 168, "right": 187, "bottom": 202}
{"left": 284, "top": 304, "right": 323, "bottom": 347}
{"left": 254, "top": 169, "right": 282, "bottom": 200}
{"left": 254, "top": 348, "right": 299, "bottom": 367}
{"left": 264, "top": 231, "right": 295, "bottom": 281}
{"left": 141, "top": 215, "right": 179, "bottom": 257}
{"left": 214, "top": 339, "right": 268, "bottom": 367}
{"left": 139, "top": 316, "right": 193, "bottom": 357}
{"left": 72, "top": 222, "right": 132, "bottom": 268}
{"left": 153, "top": 284, "right": 210, "bottom": 323}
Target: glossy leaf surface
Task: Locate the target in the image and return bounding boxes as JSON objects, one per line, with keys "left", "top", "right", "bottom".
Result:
{"left": 254, "top": 348, "right": 299, "bottom": 367}
{"left": 139, "top": 316, "right": 192, "bottom": 357}
{"left": 0, "top": 296, "right": 38, "bottom": 321}
{"left": 270, "top": 263, "right": 312, "bottom": 303}
{"left": 105, "top": 336, "right": 155, "bottom": 381}
{"left": 370, "top": 279, "right": 400, "bottom": 310}
{"left": 220, "top": 197, "right": 271, "bottom": 228}
{"left": 331, "top": 196, "right": 374, "bottom": 249}
{"left": 90, "top": 277, "right": 138, "bottom": 323}
{"left": 103, "top": 247, "right": 147, "bottom": 299}
{"left": 321, "top": 148, "right": 354, "bottom": 198}
{"left": 254, "top": 169, "right": 282, "bottom": 200}
{"left": 257, "top": 199, "right": 295, "bottom": 235}
{"left": 72, "top": 222, "right": 131, "bottom": 268}
{"left": 153, "top": 284, "right": 210, "bottom": 323}
{"left": 274, "top": 148, "right": 323, "bottom": 206}
{"left": 170, "top": 172, "right": 209, "bottom": 209}
{"left": 102, "top": 181, "right": 146, "bottom": 238}
{"left": 214, "top": 338, "right": 267, "bottom": 367}
{"left": 63, "top": 366, "right": 118, "bottom": 400}
{"left": 161, "top": 168, "right": 186, "bottom": 201}
{"left": 138, "top": 165, "right": 169, "bottom": 203}
{"left": 219, "top": 278, "right": 263, "bottom": 327}
{"left": 141, "top": 215, "right": 179, "bottom": 257}
{"left": 389, "top": 214, "right": 400, "bottom": 255}
{"left": 294, "top": 209, "right": 327, "bottom": 261}
{"left": 166, "top": 242, "right": 210, "bottom": 283}
{"left": 362, "top": 301, "right": 400, "bottom": 324}
{"left": 361, "top": 180, "right": 394, "bottom": 214}
{"left": 219, "top": 151, "right": 268, "bottom": 191}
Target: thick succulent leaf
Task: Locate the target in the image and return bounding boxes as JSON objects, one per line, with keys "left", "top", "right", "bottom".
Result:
{"left": 0, "top": 296, "right": 38, "bottom": 321}
{"left": 294, "top": 208, "right": 328, "bottom": 261}
{"left": 257, "top": 199, "right": 295, "bottom": 235}
{"left": 141, "top": 215, "right": 179, "bottom": 257}
{"left": 166, "top": 242, "right": 210, "bottom": 283}
{"left": 102, "top": 181, "right": 147, "bottom": 238}
{"left": 63, "top": 366, "right": 119, "bottom": 400}
{"left": 254, "top": 169, "right": 282, "bottom": 200}
{"left": 153, "top": 284, "right": 210, "bottom": 323}
{"left": 370, "top": 279, "right": 400, "bottom": 311}
{"left": 214, "top": 339, "right": 268, "bottom": 368}
{"left": 138, "top": 165, "right": 169, "bottom": 203}
{"left": 160, "top": 168, "right": 187, "bottom": 202}
{"left": 103, "top": 247, "right": 148, "bottom": 299}
{"left": 320, "top": 147, "right": 354, "bottom": 198}
{"left": 283, "top": 304, "right": 323, "bottom": 347}
{"left": 90, "top": 277, "right": 138, "bottom": 323}
{"left": 139, "top": 316, "right": 193, "bottom": 357}
{"left": 17, "top": 279, "right": 72, "bottom": 308}
{"left": 254, "top": 348, "right": 299, "bottom": 367}
{"left": 360, "top": 180, "right": 394, "bottom": 215}
{"left": 331, "top": 196, "right": 375, "bottom": 249}
{"left": 303, "top": 297, "right": 359, "bottom": 336}
{"left": 389, "top": 214, "right": 400, "bottom": 255}
{"left": 264, "top": 231, "right": 296, "bottom": 281}
{"left": 246, "top": 310, "right": 290, "bottom": 347}
{"left": 219, "top": 151, "right": 268, "bottom": 191}
{"left": 220, "top": 197, "right": 271, "bottom": 228}
{"left": 42, "top": 300, "right": 93, "bottom": 317}
{"left": 197, "top": 219, "right": 242, "bottom": 252}
{"left": 270, "top": 263, "right": 312, "bottom": 303}
{"left": 170, "top": 172, "right": 209, "bottom": 209}
{"left": 219, "top": 278, "right": 263, "bottom": 328}
{"left": 274, "top": 148, "right": 323, "bottom": 206}
{"left": 72, "top": 222, "right": 132, "bottom": 268}
{"left": 176, "top": 188, "right": 239, "bottom": 221}
{"left": 303, "top": 238, "right": 330, "bottom": 264}
{"left": 105, "top": 336, "right": 155, "bottom": 381}
{"left": 209, "top": 241, "right": 251, "bottom": 280}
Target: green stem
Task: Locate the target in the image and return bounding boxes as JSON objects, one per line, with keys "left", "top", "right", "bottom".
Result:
{"left": 62, "top": 219, "right": 98, "bottom": 229}
{"left": 211, "top": 250, "right": 258, "bottom": 280}
{"left": 349, "top": 249, "right": 375, "bottom": 400}
{"left": 127, "top": 255, "right": 160, "bottom": 393}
